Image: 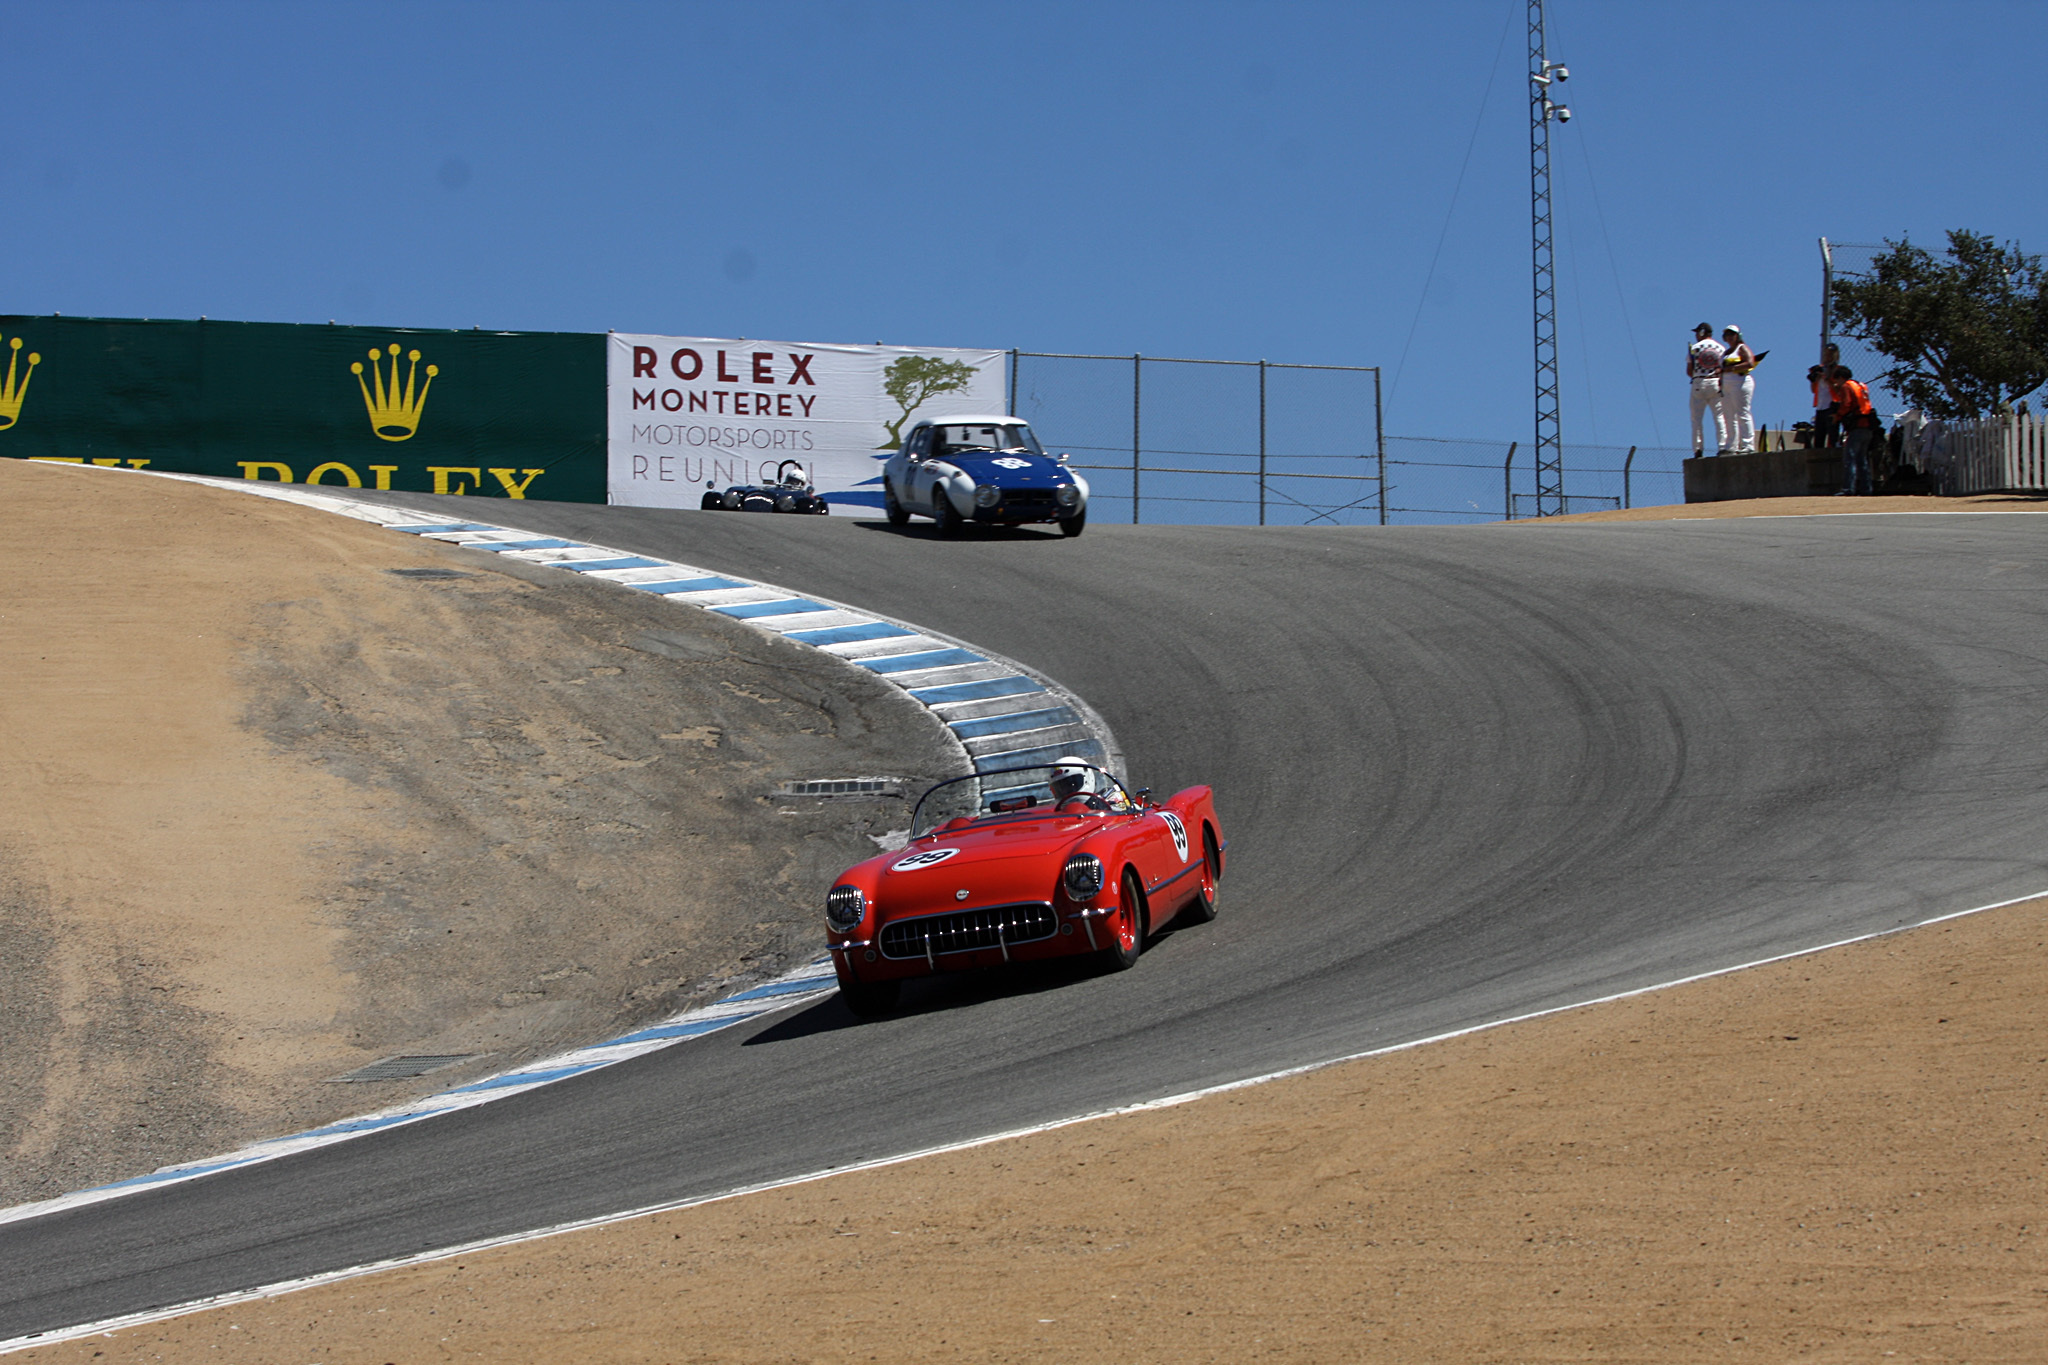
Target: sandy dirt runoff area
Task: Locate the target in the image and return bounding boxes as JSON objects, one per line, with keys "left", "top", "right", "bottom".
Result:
{"left": 7, "top": 477, "right": 2047, "bottom": 1362}
{"left": 0, "top": 458, "right": 957, "bottom": 1208}
{"left": 24, "top": 899, "right": 2048, "bottom": 1364}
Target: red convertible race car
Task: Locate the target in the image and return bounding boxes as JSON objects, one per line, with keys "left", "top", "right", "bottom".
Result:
{"left": 824, "top": 760, "right": 1225, "bottom": 1017}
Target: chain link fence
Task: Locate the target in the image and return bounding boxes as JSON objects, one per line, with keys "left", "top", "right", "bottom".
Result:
{"left": 1008, "top": 352, "right": 1386, "bottom": 527}
{"left": 1821, "top": 240, "right": 1903, "bottom": 415}
{"left": 1385, "top": 436, "right": 1691, "bottom": 522}
{"left": 1004, "top": 350, "right": 1681, "bottom": 526}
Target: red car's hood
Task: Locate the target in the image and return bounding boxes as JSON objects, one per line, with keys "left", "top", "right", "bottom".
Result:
{"left": 872, "top": 813, "right": 1129, "bottom": 902}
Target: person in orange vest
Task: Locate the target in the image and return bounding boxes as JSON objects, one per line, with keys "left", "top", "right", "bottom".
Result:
{"left": 1718, "top": 325, "right": 1758, "bottom": 453}
{"left": 1833, "top": 365, "right": 1880, "bottom": 495}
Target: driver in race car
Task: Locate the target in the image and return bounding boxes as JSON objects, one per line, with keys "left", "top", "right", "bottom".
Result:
{"left": 1051, "top": 757, "right": 1116, "bottom": 813}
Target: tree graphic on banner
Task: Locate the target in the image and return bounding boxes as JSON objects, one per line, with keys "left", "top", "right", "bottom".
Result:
{"left": 878, "top": 356, "right": 976, "bottom": 448}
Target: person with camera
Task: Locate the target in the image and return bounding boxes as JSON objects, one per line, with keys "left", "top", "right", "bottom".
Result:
{"left": 1808, "top": 342, "right": 1843, "bottom": 448}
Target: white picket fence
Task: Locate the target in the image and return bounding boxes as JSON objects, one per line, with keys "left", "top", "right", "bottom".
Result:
{"left": 1931, "top": 415, "right": 2048, "bottom": 495}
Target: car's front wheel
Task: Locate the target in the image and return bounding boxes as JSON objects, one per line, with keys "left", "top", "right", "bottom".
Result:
{"left": 700, "top": 490, "right": 723, "bottom": 511}
{"left": 932, "top": 488, "right": 964, "bottom": 536}
{"left": 1098, "top": 870, "right": 1146, "bottom": 972}
{"left": 883, "top": 481, "right": 909, "bottom": 526}
{"left": 1058, "top": 507, "right": 1087, "bottom": 538}
{"left": 840, "top": 978, "right": 900, "bottom": 1019}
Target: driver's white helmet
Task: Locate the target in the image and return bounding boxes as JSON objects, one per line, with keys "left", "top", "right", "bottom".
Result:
{"left": 781, "top": 463, "right": 808, "bottom": 488}
{"left": 1049, "top": 757, "right": 1095, "bottom": 800}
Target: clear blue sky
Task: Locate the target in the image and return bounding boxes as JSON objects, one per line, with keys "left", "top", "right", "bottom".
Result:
{"left": 10, "top": 0, "right": 2043, "bottom": 461}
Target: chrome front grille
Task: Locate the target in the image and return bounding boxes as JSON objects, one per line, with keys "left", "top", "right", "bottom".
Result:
{"left": 878, "top": 902, "right": 1059, "bottom": 960}
{"left": 998, "top": 489, "right": 1058, "bottom": 509}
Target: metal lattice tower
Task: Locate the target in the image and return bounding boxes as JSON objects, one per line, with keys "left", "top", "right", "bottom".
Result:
{"left": 1527, "top": 2, "right": 1569, "bottom": 517}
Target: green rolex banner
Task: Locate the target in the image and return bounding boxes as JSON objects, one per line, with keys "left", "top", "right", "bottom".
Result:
{"left": 0, "top": 315, "right": 605, "bottom": 501}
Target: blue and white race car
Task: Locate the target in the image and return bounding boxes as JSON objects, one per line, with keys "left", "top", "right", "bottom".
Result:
{"left": 881, "top": 415, "right": 1089, "bottom": 537}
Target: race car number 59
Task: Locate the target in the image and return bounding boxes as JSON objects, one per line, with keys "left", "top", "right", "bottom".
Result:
{"left": 1160, "top": 810, "right": 1189, "bottom": 862}
{"left": 892, "top": 848, "right": 962, "bottom": 872}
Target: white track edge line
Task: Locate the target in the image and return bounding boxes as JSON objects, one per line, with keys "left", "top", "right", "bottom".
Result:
{"left": 7, "top": 883, "right": 2043, "bottom": 1355}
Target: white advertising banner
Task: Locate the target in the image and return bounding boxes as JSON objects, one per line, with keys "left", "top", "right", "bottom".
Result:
{"left": 607, "top": 334, "right": 1007, "bottom": 509}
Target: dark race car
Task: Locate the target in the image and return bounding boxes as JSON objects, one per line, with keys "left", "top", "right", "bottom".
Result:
{"left": 823, "top": 760, "right": 1224, "bottom": 1016}
{"left": 700, "top": 459, "right": 831, "bottom": 514}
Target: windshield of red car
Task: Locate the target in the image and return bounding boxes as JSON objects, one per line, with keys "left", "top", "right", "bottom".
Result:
{"left": 910, "top": 762, "right": 1131, "bottom": 838}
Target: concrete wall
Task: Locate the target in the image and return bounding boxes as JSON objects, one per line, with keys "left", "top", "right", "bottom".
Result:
{"left": 1684, "top": 449, "right": 1842, "bottom": 502}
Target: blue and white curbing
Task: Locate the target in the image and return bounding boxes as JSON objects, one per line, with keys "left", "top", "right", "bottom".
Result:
{"left": 164, "top": 476, "right": 1122, "bottom": 779}
{"left": 0, "top": 469, "right": 1121, "bottom": 1230}
{"left": 0, "top": 957, "right": 843, "bottom": 1229}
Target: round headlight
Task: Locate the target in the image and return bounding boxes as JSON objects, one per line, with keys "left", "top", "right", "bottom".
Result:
{"left": 974, "top": 484, "right": 1000, "bottom": 508}
{"left": 1062, "top": 853, "right": 1104, "bottom": 899}
{"left": 825, "top": 884, "right": 866, "bottom": 933}
{"left": 1055, "top": 484, "right": 1080, "bottom": 507}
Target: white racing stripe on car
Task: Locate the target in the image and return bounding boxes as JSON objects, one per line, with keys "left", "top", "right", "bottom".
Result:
{"left": 0, "top": 467, "right": 1122, "bottom": 1226}
{"left": 6, "top": 884, "right": 2043, "bottom": 1357}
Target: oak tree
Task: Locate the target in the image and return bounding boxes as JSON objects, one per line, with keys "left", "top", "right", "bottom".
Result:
{"left": 1831, "top": 230, "right": 2048, "bottom": 418}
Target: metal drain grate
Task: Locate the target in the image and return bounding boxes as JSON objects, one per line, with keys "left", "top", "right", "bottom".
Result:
{"left": 385, "top": 567, "right": 474, "bottom": 579}
{"left": 777, "top": 777, "right": 906, "bottom": 799}
{"left": 328, "top": 1054, "right": 483, "bottom": 1083}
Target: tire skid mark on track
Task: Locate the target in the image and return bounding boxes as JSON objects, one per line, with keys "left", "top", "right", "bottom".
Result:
{"left": 0, "top": 469, "right": 1119, "bottom": 1233}
{"left": 5, "top": 883, "right": 2042, "bottom": 1358}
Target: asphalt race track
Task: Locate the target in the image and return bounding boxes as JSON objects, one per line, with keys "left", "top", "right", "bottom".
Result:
{"left": 6, "top": 503, "right": 2048, "bottom": 1338}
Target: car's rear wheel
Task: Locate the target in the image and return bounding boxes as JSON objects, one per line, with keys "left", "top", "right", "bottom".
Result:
{"left": 1181, "top": 826, "right": 1221, "bottom": 925}
{"left": 933, "top": 489, "right": 963, "bottom": 536}
{"left": 840, "top": 978, "right": 900, "bottom": 1019}
{"left": 884, "top": 482, "right": 909, "bottom": 526}
{"left": 1099, "top": 870, "right": 1146, "bottom": 972}
{"left": 1058, "top": 507, "right": 1087, "bottom": 537}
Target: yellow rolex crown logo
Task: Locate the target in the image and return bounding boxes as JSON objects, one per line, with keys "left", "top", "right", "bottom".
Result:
{"left": 0, "top": 336, "right": 42, "bottom": 430}
{"left": 352, "top": 343, "right": 437, "bottom": 442}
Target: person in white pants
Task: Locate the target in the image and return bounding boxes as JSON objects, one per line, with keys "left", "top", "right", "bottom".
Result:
{"left": 1719, "top": 325, "right": 1757, "bottom": 454}
{"left": 1687, "top": 322, "right": 1726, "bottom": 455}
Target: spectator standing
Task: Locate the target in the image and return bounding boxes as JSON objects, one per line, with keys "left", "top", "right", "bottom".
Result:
{"left": 1809, "top": 342, "right": 1842, "bottom": 447}
{"left": 1834, "top": 365, "right": 1879, "bottom": 495}
{"left": 1719, "top": 325, "right": 1758, "bottom": 453}
{"left": 1687, "top": 322, "right": 1727, "bottom": 455}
